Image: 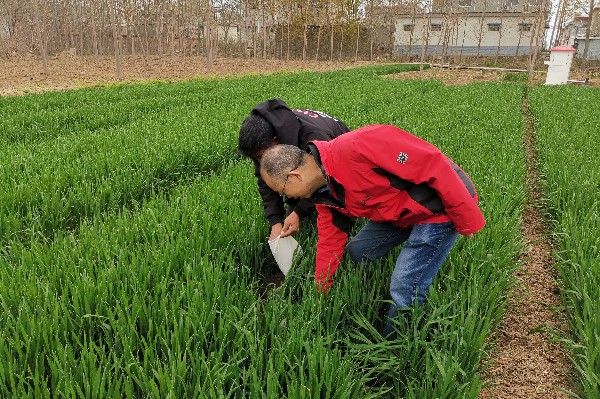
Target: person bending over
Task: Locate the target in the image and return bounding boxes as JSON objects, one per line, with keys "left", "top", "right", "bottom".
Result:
{"left": 259, "top": 124, "right": 485, "bottom": 337}
{"left": 238, "top": 98, "right": 349, "bottom": 240}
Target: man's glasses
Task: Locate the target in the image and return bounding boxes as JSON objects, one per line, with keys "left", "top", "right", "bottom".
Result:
{"left": 279, "top": 174, "right": 291, "bottom": 197}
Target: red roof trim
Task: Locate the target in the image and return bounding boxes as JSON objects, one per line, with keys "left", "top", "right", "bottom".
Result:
{"left": 551, "top": 46, "right": 577, "bottom": 52}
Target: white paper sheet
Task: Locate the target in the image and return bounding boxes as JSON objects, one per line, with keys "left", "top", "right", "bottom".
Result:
{"left": 268, "top": 235, "right": 302, "bottom": 275}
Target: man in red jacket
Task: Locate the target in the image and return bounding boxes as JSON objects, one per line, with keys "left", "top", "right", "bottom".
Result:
{"left": 260, "top": 124, "right": 485, "bottom": 337}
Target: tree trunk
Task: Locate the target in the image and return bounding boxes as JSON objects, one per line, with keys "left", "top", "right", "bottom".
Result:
{"left": 494, "top": 11, "right": 505, "bottom": 65}
{"left": 407, "top": 1, "right": 419, "bottom": 60}
{"left": 369, "top": 26, "right": 374, "bottom": 61}
{"left": 33, "top": 0, "right": 49, "bottom": 74}
{"left": 108, "top": 0, "right": 122, "bottom": 78}
{"left": 476, "top": 0, "right": 488, "bottom": 59}
{"left": 419, "top": 8, "right": 432, "bottom": 69}
{"left": 262, "top": 5, "right": 267, "bottom": 60}
{"left": 549, "top": 0, "right": 565, "bottom": 47}
{"left": 287, "top": 22, "right": 291, "bottom": 61}
{"left": 79, "top": 0, "right": 85, "bottom": 56}
{"left": 68, "top": 0, "right": 75, "bottom": 51}
{"left": 144, "top": 13, "right": 150, "bottom": 60}
{"left": 582, "top": 0, "right": 595, "bottom": 65}
{"left": 316, "top": 25, "right": 321, "bottom": 60}
{"left": 339, "top": 29, "right": 343, "bottom": 60}
{"left": 303, "top": 23, "right": 308, "bottom": 60}
{"left": 280, "top": 25, "right": 284, "bottom": 59}
{"left": 157, "top": 1, "right": 163, "bottom": 55}
{"left": 441, "top": 15, "right": 450, "bottom": 64}
{"left": 90, "top": 3, "right": 99, "bottom": 62}
{"left": 205, "top": 0, "right": 214, "bottom": 67}
{"left": 330, "top": 24, "right": 334, "bottom": 61}
{"left": 527, "top": 6, "right": 546, "bottom": 79}
{"left": 252, "top": 23, "right": 257, "bottom": 60}
{"left": 197, "top": 0, "right": 203, "bottom": 56}
{"left": 99, "top": 1, "right": 106, "bottom": 55}
{"left": 355, "top": 22, "right": 360, "bottom": 61}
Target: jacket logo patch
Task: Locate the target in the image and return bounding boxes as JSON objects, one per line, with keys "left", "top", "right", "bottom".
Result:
{"left": 397, "top": 152, "right": 409, "bottom": 164}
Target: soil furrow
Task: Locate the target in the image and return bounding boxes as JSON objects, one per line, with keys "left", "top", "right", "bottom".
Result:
{"left": 478, "top": 92, "right": 573, "bottom": 399}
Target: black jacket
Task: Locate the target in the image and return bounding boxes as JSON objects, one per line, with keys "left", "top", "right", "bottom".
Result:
{"left": 251, "top": 99, "right": 350, "bottom": 227}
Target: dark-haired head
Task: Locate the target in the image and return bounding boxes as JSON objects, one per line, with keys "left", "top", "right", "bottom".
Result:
{"left": 238, "top": 113, "right": 275, "bottom": 159}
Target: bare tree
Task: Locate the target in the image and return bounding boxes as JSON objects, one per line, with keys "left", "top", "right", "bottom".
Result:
{"left": 0, "top": 0, "right": 23, "bottom": 38}
{"left": 354, "top": 20, "right": 360, "bottom": 61}
{"left": 581, "top": 0, "right": 597, "bottom": 64}
{"left": 297, "top": 0, "right": 309, "bottom": 60}
{"left": 549, "top": 0, "right": 567, "bottom": 46}
{"left": 476, "top": 0, "right": 489, "bottom": 58}
{"left": 108, "top": 0, "right": 122, "bottom": 78}
{"left": 90, "top": 0, "right": 100, "bottom": 59}
{"left": 527, "top": 0, "right": 549, "bottom": 77}
{"left": 278, "top": 0, "right": 293, "bottom": 60}
{"left": 327, "top": 0, "right": 341, "bottom": 61}
{"left": 493, "top": 0, "right": 507, "bottom": 65}
{"left": 419, "top": 0, "right": 433, "bottom": 68}
{"left": 338, "top": 0, "right": 345, "bottom": 59}
{"left": 261, "top": 0, "right": 267, "bottom": 59}
{"left": 314, "top": 0, "right": 328, "bottom": 60}
{"left": 205, "top": 0, "right": 216, "bottom": 66}
{"left": 33, "top": 0, "right": 49, "bottom": 73}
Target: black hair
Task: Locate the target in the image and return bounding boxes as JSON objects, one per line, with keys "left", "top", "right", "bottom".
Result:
{"left": 238, "top": 113, "right": 275, "bottom": 158}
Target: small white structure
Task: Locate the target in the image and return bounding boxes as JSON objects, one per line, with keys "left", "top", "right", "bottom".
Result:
{"left": 544, "top": 46, "right": 576, "bottom": 85}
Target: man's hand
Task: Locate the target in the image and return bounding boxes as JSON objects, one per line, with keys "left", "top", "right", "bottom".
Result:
{"left": 269, "top": 223, "right": 283, "bottom": 241}
{"left": 280, "top": 212, "right": 300, "bottom": 238}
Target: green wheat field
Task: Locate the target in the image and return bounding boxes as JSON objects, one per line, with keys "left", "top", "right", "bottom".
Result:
{"left": 0, "top": 65, "right": 598, "bottom": 398}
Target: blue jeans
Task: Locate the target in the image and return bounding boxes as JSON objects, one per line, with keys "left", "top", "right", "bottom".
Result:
{"left": 346, "top": 221, "right": 459, "bottom": 337}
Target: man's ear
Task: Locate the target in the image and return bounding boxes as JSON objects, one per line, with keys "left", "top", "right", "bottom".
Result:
{"left": 288, "top": 169, "right": 302, "bottom": 181}
{"left": 272, "top": 137, "right": 279, "bottom": 145}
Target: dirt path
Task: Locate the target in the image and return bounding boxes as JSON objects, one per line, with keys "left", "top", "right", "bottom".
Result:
{"left": 477, "top": 94, "right": 573, "bottom": 398}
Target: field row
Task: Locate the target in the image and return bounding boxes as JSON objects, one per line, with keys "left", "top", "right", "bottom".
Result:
{"left": 529, "top": 86, "right": 600, "bottom": 399}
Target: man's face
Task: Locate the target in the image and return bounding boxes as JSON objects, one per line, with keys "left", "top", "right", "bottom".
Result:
{"left": 261, "top": 169, "right": 313, "bottom": 199}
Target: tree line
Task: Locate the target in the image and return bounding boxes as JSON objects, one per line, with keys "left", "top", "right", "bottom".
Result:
{"left": 0, "top": 0, "right": 597, "bottom": 72}
{"left": 0, "top": 1, "right": 406, "bottom": 68}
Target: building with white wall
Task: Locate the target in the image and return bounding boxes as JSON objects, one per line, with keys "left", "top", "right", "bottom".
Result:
{"left": 560, "top": 8, "right": 600, "bottom": 60}
{"left": 393, "top": 0, "right": 549, "bottom": 57}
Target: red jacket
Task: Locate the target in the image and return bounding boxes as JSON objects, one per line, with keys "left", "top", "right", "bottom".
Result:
{"left": 309, "top": 124, "right": 485, "bottom": 290}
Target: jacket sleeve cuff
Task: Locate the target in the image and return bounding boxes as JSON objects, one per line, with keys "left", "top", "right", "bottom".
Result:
{"left": 268, "top": 215, "right": 284, "bottom": 227}
{"left": 454, "top": 216, "right": 486, "bottom": 235}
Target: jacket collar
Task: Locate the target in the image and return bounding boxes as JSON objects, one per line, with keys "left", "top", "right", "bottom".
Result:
{"left": 306, "top": 142, "right": 346, "bottom": 208}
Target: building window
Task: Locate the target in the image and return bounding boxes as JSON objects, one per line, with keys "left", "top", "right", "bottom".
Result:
{"left": 431, "top": 23, "right": 442, "bottom": 31}
{"left": 504, "top": 0, "right": 519, "bottom": 8}
{"left": 518, "top": 22, "right": 532, "bottom": 32}
{"left": 488, "top": 23, "right": 501, "bottom": 31}
{"left": 403, "top": 24, "right": 414, "bottom": 31}
{"left": 458, "top": 0, "right": 473, "bottom": 6}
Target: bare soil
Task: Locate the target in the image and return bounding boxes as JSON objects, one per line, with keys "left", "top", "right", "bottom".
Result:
{"left": 387, "top": 65, "right": 599, "bottom": 86}
{"left": 0, "top": 53, "right": 380, "bottom": 97}
{"left": 2, "top": 54, "right": 597, "bottom": 97}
